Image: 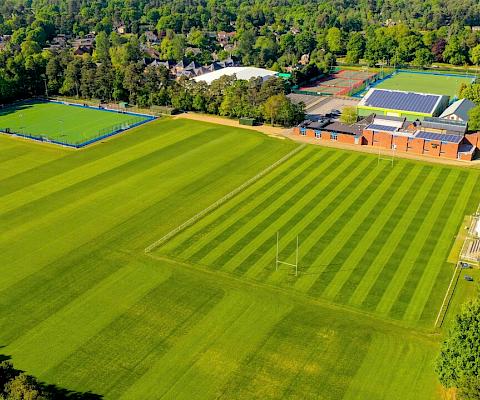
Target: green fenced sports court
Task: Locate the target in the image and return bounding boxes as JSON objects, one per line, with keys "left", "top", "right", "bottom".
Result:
{"left": 2, "top": 118, "right": 479, "bottom": 399}
{"left": 371, "top": 70, "right": 475, "bottom": 97}
{"left": 0, "top": 100, "right": 151, "bottom": 146}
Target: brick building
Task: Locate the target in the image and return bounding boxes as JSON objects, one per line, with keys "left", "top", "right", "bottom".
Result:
{"left": 293, "top": 114, "right": 479, "bottom": 161}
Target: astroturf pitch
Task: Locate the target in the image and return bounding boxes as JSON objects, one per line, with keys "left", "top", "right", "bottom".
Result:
{"left": 0, "top": 101, "right": 148, "bottom": 144}
{"left": 373, "top": 71, "right": 474, "bottom": 97}
{"left": 1, "top": 118, "right": 478, "bottom": 399}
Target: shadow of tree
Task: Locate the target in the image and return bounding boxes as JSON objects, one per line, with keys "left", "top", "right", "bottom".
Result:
{"left": 0, "top": 350, "right": 103, "bottom": 399}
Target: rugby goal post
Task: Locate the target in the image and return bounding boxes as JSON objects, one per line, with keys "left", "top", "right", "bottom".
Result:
{"left": 275, "top": 232, "right": 299, "bottom": 277}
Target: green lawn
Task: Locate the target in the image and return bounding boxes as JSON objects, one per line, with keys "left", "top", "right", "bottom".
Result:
{"left": 1, "top": 118, "right": 478, "bottom": 399}
{"left": 374, "top": 71, "right": 474, "bottom": 97}
{"left": 0, "top": 101, "right": 149, "bottom": 144}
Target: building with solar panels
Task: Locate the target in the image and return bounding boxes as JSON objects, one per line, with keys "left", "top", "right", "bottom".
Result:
{"left": 361, "top": 115, "right": 478, "bottom": 160}
{"left": 293, "top": 114, "right": 479, "bottom": 161}
{"left": 357, "top": 89, "right": 449, "bottom": 120}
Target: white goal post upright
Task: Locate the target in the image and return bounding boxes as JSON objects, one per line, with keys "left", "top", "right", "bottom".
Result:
{"left": 377, "top": 135, "right": 396, "bottom": 166}
{"left": 275, "top": 232, "right": 299, "bottom": 277}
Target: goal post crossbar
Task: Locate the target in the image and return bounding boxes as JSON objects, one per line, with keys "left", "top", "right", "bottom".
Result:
{"left": 275, "top": 232, "right": 299, "bottom": 276}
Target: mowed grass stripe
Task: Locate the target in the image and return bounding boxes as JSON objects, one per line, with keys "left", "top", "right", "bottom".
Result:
{"left": 224, "top": 153, "right": 370, "bottom": 277}
{"left": 217, "top": 306, "right": 371, "bottom": 400}
{"left": 280, "top": 160, "right": 394, "bottom": 293}
{"left": 327, "top": 165, "right": 431, "bottom": 307}
{"left": 418, "top": 173, "right": 480, "bottom": 324}
{"left": 0, "top": 143, "right": 66, "bottom": 180}
{"left": 259, "top": 157, "right": 384, "bottom": 286}
{"left": 349, "top": 166, "right": 447, "bottom": 305}
{"left": 185, "top": 151, "right": 348, "bottom": 267}
{"left": 6, "top": 260, "right": 171, "bottom": 374}
{"left": 210, "top": 153, "right": 363, "bottom": 274}
{"left": 118, "top": 292, "right": 290, "bottom": 400}
{"left": 245, "top": 155, "right": 381, "bottom": 283}
{"left": 0, "top": 129, "right": 255, "bottom": 254}
{"left": 0, "top": 118, "right": 186, "bottom": 197}
{"left": 342, "top": 333, "right": 438, "bottom": 400}
{"left": 364, "top": 169, "right": 455, "bottom": 314}
{"left": 297, "top": 162, "right": 419, "bottom": 296}
{"left": 43, "top": 274, "right": 224, "bottom": 398}
{"left": 1, "top": 127, "right": 255, "bottom": 236}
{"left": 0, "top": 137, "right": 272, "bottom": 292}
{"left": 403, "top": 172, "right": 479, "bottom": 323}
{"left": 165, "top": 148, "right": 324, "bottom": 259}
{"left": 0, "top": 136, "right": 282, "bottom": 342}
{"left": 0, "top": 124, "right": 213, "bottom": 216}
{"left": 312, "top": 162, "right": 412, "bottom": 300}
{"left": 388, "top": 170, "right": 468, "bottom": 321}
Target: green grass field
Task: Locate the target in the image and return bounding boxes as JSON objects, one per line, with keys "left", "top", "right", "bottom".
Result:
{"left": 373, "top": 71, "right": 474, "bottom": 97}
{"left": 0, "top": 101, "right": 148, "bottom": 144}
{"left": 1, "top": 118, "right": 479, "bottom": 399}
{"left": 157, "top": 146, "right": 480, "bottom": 328}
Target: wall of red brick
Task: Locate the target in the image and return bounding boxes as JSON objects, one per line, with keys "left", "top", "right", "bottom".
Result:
{"left": 408, "top": 138, "right": 425, "bottom": 154}
{"left": 362, "top": 130, "right": 374, "bottom": 145}
{"left": 338, "top": 134, "right": 355, "bottom": 144}
{"left": 441, "top": 143, "right": 459, "bottom": 159}
{"left": 293, "top": 127, "right": 300, "bottom": 135}
{"left": 459, "top": 152, "right": 474, "bottom": 161}
{"left": 423, "top": 140, "right": 441, "bottom": 157}
{"left": 321, "top": 131, "right": 330, "bottom": 140}
{"left": 393, "top": 136, "right": 408, "bottom": 152}
{"left": 374, "top": 131, "right": 393, "bottom": 149}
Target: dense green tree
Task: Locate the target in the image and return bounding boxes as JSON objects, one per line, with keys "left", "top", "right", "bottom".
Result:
{"left": 460, "top": 83, "right": 480, "bottom": 104}
{"left": 468, "top": 106, "right": 480, "bottom": 131}
{"left": 326, "top": 27, "right": 343, "bottom": 54}
{"left": 413, "top": 48, "right": 434, "bottom": 68}
{"left": 345, "top": 32, "right": 365, "bottom": 64}
{"left": 436, "top": 298, "right": 480, "bottom": 399}
{"left": 340, "top": 106, "right": 357, "bottom": 124}
{"left": 93, "top": 31, "right": 110, "bottom": 63}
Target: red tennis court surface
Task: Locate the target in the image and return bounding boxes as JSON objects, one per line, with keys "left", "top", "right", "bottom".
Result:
{"left": 299, "top": 70, "right": 377, "bottom": 96}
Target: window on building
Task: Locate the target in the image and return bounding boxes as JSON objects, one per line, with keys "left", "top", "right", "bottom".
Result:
{"left": 315, "top": 130, "right": 321, "bottom": 138}
{"left": 300, "top": 128, "right": 306, "bottom": 136}
{"left": 331, "top": 132, "right": 338, "bottom": 141}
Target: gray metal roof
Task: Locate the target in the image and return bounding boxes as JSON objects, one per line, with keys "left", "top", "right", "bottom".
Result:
{"left": 439, "top": 99, "right": 476, "bottom": 121}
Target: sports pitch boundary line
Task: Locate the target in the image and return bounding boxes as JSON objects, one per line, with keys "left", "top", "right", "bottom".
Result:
{"left": 144, "top": 144, "right": 307, "bottom": 254}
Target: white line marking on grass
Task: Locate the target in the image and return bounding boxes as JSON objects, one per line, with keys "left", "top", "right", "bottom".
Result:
{"left": 434, "top": 263, "right": 461, "bottom": 328}
{"left": 144, "top": 144, "right": 307, "bottom": 254}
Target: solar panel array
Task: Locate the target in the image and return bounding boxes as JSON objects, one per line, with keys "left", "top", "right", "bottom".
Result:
{"left": 364, "top": 90, "right": 440, "bottom": 114}
{"left": 367, "top": 124, "right": 398, "bottom": 132}
{"left": 415, "top": 131, "right": 463, "bottom": 143}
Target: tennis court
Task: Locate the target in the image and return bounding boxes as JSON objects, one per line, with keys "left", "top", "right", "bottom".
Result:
{"left": 299, "top": 69, "right": 378, "bottom": 96}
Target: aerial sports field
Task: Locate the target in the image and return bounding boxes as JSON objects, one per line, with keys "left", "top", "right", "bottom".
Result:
{"left": 372, "top": 71, "right": 475, "bottom": 97}
{"left": 0, "top": 100, "right": 149, "bottom": 145}
{"left": 1, "top": 117, "right": 479, "bottom": 399}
